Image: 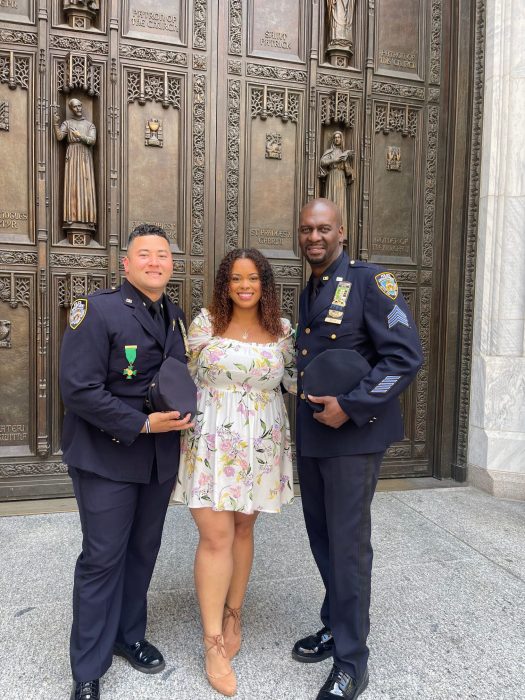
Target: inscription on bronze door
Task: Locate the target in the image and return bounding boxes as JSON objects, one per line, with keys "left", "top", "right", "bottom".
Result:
{"left": 0, "top": 0, "right": 481, "bottom": 499}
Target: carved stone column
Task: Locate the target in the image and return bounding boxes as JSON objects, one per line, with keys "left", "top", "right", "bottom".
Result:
{"left": 468, "top": 0, "right": 525, "bottom": 499}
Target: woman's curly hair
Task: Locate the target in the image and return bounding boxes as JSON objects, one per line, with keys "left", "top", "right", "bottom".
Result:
{"left": 209, "top": 248, "right": 283, "bottom": 339}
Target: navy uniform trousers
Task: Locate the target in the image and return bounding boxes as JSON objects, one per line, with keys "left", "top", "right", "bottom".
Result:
{"left": 69, "top": 465, "right": 175, "bottom": 682}
{"left": 297, "top": 452, "right": 383, "bottom": 681}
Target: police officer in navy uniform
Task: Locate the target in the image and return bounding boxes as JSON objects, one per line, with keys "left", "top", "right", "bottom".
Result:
{"left": 60, "top": 224, "right": 193, "bottom": 700}
{"left": 292, "top": 199, "right": 423, "bottom": 699}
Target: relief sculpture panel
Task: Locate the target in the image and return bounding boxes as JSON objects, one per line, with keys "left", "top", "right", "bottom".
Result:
{"left": 0, "top": 272, "right": 33, "bottom": 457}
{"left": 0, "top": 0, "right": 34, "bottom": 24}
{"left": 123, "top": 0, "right": 185, "bottom": 46}
{"left": 370, "top": 101, "right": 420, "bottom": 262}
{"left": 248, "top": 0, "right": 305, "bottom": 63}
{"left": 375, "top": 0, "right": 423, "bottom": 79}
{"left": 0, "top": 51, "right": 32, "bottom": 243}
{"left": 247, "top": 84, "right": 303, "bottom": 258}
{"left": 124, "top": 68, "right": 182, "bottom": 250}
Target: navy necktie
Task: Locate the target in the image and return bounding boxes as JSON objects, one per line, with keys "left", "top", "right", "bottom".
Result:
{"left": 311, "top": 277, "right": 321, "bottom": 302}
{"left": 150, "top": 300, "right": 165, "bottom": 338}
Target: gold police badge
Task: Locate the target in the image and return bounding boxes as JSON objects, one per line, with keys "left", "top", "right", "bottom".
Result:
{"left": 325, "top": 281, "right": 352, "bottom": 324}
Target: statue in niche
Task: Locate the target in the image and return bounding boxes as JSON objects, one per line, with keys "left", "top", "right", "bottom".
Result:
{"left": 63, "top": 0, "right": 99, "bottom": 30}
{"left": 63, "top": 0, "right": 100, "bottom": 11}
{"left": 326, "top": 0, "right": 356, "bottom": 66}
{"left": 319, "top": 130, "right": 354, "bottom": 230}
{"left": 0, "top": 320, "right": 11, "bottom": 349}
{"left": 53, "top": 98, "right": 97, "bottom": 242}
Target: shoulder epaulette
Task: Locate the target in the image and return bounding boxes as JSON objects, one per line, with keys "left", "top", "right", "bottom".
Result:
{"left": 348, "top": 260, "right": 380, "bottom": 271}
{"left": 90, "top": 287, "right": 119, "bottom": 298}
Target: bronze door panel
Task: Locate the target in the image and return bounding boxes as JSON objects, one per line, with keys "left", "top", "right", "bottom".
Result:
{"left": 0, "top": 0, "right": 479, "bottom": 498}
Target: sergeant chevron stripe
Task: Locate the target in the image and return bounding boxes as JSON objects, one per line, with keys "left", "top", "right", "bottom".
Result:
{"left": 387, "top": 305, "right": 410, "bottom": 329}
{"left": 370, "top": 375, "right": 401, "bottom": 394}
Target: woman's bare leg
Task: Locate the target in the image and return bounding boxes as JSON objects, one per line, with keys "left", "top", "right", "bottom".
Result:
{"left": 226, "top": 511, "right": 259, "bottom": 608}
{"left": 191, "top": 508, "right": 236, "bottom": 687}
{"left": 223, "top": 511, "right": 259, "bottom": 658}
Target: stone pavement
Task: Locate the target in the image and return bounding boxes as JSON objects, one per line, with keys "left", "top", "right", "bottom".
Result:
{"left": 0, "top": 486, "right": 524, "bottom": 699}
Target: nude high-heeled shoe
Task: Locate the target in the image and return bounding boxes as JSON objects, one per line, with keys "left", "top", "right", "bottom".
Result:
{"left": 203, "top": 634, "right": 237, "bottom": 697}
{"left": 222, "top": 604, "right": 242, "bottom": 659}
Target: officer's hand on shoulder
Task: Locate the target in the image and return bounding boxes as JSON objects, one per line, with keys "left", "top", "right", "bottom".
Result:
{"left": 308, "top": 395, "right": 349, "bottom": 429}
{"left": 145, "top": 411, "right": 194, "bottom": 433}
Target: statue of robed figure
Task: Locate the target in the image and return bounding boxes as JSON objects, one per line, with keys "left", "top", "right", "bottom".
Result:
{"left": 319, "top": 130, "right": 354, "bottom": 231}
{"left": 326, "top": 0, "right": 356, "bottom": 65}
{"left": 53, "top": 98, "right": 97, "bottom": 242}
{"left": 63, "top": 1, "right": 100, "bottom": 30}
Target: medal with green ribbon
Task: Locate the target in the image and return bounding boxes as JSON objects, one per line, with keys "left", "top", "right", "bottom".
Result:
{"left": 123, "top": 345, "right": 137, "bottom": 379}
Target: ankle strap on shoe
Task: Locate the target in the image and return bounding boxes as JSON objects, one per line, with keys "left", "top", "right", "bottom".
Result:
{"left": 204, "top": 633, "right": 227, "bottom": 657}
{"left": 223, "top": 604, "right": 242, "bottom": 632}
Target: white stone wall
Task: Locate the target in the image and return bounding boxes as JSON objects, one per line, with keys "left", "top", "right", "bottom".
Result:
{"left": 468, "top": 0, "right": 525, "bottom": 498}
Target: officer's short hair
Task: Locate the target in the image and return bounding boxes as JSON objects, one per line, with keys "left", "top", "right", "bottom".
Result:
{"left": 127, "top": 224, "right": 169, "bottom": 246}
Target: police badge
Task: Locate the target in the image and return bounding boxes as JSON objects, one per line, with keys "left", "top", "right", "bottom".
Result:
{"left": 325, "top": 281, "right": 352, "bottom": 324}
{"left": 69, "top": 298, "right": 88, "bottom": 330}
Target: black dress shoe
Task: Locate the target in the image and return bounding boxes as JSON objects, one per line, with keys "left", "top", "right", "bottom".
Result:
{"left": 70, "top": 680, "right": 100, "bottom": 700}
{"left": 113, "top": 639, "right": 165, "bottom": 674}
{"left": 316, "top": 665, "right": 369, "bottom": 700}
{"left": 292, "top": 626, "right": 334, "bottom": 663}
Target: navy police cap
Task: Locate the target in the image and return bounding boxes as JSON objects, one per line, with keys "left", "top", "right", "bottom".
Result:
{"left": 302, "top": 349, "right": 371, "bottom": 412}
{"left": 147, "top": 356, "right": 197, "bottom": 419}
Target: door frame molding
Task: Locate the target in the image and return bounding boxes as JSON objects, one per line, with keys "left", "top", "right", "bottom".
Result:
{"left": 433, "top": 0, "right": 485, "bottom": 481}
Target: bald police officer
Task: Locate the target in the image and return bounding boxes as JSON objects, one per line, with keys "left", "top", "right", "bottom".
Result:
{"left": 60, "top": 225, "right": 193, "bottom": 700}
{"left": 292, "top": 199, "right": 423, "bottom": 699}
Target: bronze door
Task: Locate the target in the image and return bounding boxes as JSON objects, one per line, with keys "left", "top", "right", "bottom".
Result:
{"left": 0, "top": 1, "right": 477, "bottom": 499}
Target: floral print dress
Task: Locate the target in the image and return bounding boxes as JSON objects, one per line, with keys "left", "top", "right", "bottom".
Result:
{"left": 173, "top": 308, "right": 297, "bottom": 513}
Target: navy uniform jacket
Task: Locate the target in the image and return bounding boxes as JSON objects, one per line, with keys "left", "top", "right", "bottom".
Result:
{"left": 296, "top": 252, "right": 423, "bottom": 457}
{"left": 60, "top": 279, "right": 188, "bottom": 484}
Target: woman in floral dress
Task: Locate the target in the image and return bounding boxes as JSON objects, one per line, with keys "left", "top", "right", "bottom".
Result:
{"left": 174, "top": 248, "right": 296, "bottom": 696}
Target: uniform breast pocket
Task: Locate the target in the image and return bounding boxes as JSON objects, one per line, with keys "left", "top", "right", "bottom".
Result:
{"left": 319, "top": 322, "right": 354, "bottom": 347}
